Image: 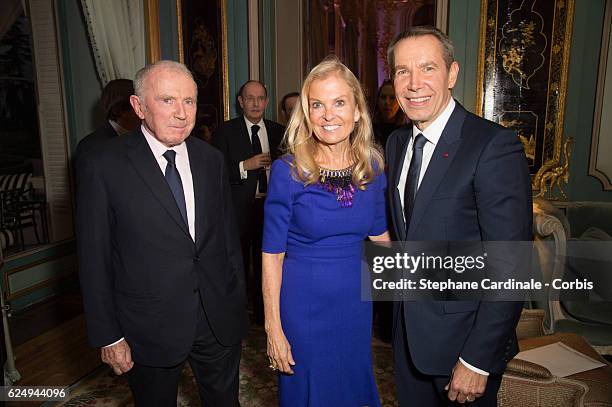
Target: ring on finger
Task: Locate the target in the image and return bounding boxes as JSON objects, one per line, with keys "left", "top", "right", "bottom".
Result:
{"left": 267, "top": 356, "right": 278, "bottom": 370}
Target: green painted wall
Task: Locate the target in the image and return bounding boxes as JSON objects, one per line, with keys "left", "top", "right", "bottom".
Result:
{"left": 56, "top": 0, "right": 103, "bottom": 153}
{"left": 2, "top": 240, "right": 78, "bottom": 312}
{"left": 564, "top": 0, "right": 609, "bottom": 201}
{"left": 448, "top": 0, "right": 481, "bottom": 113}
{"left": 159, "top": 0, "right": 180, "bottom": 60}
{"left": 261, "top": 0, "right": 278, "bottom": 121}
{"left": 448, "top": 0, "right": 611, "bottom": 202}
{"left": 227, "top": 0, "right": 249, "bottom": 118}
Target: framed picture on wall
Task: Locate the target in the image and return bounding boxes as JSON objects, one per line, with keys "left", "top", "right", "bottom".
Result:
{"left": 176, "top": 0, "right": 230, "bottom": 142}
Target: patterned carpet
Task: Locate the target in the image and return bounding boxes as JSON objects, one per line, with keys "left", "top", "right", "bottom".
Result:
{"left": 45, "top": 325, "right": 397, "bottom": 406}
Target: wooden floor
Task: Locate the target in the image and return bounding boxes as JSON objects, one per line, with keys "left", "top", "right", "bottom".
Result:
{"left": 6, "top": 295, "right": 101, "bottom": 407}
{"left": 11, "top": 315, "right": 100, "bottom": 387}
{"left": 9, "top": 288, "right": 84, "bottom": 347}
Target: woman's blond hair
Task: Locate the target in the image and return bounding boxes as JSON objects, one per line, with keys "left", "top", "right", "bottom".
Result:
{"left": 283, "top": 55, "right": 384, "bottom": 189}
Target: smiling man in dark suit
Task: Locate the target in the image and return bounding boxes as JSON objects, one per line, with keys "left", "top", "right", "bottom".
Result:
{"left": 77, "top": 60, "right": 248, "bottom": 407}
{"left": 385, "top": 27, "right": 532, "bottom": 406}
{"left": 212, "top": 80, "right": 284, "bottom": 325}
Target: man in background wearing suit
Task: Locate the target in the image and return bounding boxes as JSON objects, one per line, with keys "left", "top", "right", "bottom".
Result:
{"left": 385, "top": 27, "right": 532, "bottom": 406}
{"left": 76, "top": 79, "right": 140, "bottom": 159}
{"left": 212, "top": 80, "right": 284, "bottom": 325}
{"left": 77, "top": 61, "right": 248, "bottom": 406}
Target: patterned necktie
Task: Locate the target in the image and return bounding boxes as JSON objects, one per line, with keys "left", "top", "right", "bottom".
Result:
{"left": 162, "top": 150, "right": 188, "bottom": 225}
{"left": 403, "top": 133, "right": 427, "bottom": 231}
{"left": 250, "top": 124, "right": 267, "bottom": 193}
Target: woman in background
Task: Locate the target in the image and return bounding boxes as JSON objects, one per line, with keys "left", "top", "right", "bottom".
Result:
{"left": 372, "top": 79, "right": 405, "bottom": 149}
{"left": 262, "top": 56, "right": 389, "bottom": 406}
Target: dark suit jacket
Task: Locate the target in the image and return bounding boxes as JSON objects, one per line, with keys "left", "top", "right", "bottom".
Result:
{"left": 386, "top": 102, "right": 532, "bottom": 375}
{"left": 212, "top": 117, "right": 284, "bottom": 234}
{"left": 76, "top": 121, "right": 119, "bottom": 160}
{"left": 76, "top": 129, "right": 248, "bottom": 367}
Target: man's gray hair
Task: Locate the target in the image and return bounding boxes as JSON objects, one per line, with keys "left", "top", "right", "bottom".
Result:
{"left": 133, "top": 60, "right": 196, "bottom": 98}
{"left": 387, "top": 26, "right": 455, "bottom": 77}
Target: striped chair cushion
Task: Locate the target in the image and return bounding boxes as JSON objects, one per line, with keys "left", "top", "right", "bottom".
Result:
{"left": 0, "top": 172, "right": 32, "bottom": 194}
{"left": 1, "top": 228, "right": 14, "bottom": 250}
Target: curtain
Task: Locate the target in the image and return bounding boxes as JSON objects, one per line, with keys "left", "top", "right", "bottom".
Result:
{"left": 80, "top": 0, "right": 145, "bottom": 84}
{"left": 362, "top": 0, "right": 379, "bottom": 103}
{"left": 308, "top": 0, "right": 329, "bottom": 70}
{"left": 340, "top": 0, "right": 360, "bottom": 77}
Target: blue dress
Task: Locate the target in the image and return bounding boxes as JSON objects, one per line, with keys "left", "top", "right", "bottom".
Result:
{"left": 262, "top": 157, "right": 387, "bottom": 407}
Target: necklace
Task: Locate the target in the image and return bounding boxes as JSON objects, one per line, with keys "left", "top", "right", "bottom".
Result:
{"left": 317, "top": 165, "right": 356, "bottom": 208}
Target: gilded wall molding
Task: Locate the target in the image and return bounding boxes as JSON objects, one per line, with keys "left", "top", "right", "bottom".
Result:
{"left": 143, "top": 0, "right": 161, "bottom": 63}
{"left": 221, "top": 0, "right": 229, "bottom": 121}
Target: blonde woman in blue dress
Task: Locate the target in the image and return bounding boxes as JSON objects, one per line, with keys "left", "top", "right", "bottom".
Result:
{"left": 262, "top": 56, "right": 390, "bottom": 406}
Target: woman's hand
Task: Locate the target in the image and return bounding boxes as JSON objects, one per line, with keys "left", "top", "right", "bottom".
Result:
{"left": 266, "top": 325, "right": 295, "bottom": 374}
{"left": 262, "top": 252, "right": 293, "bottom": 373}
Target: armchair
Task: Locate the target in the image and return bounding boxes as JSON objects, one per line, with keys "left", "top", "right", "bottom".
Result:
{"left": 499, "top": 309, "right": 612, "bottom": 406}
{"left": 532, "top": 199, "right": 612, "bottom": 348}
{"left": 0, "top": 172, "right": 47, "bottom": 251}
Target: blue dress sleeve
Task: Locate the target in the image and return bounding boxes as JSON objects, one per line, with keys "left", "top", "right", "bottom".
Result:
{"left": 369, "top": 171, "right": 388, "bottom": 236}
{"left": 262, "top": 158, "right": 293, "bottom": 253}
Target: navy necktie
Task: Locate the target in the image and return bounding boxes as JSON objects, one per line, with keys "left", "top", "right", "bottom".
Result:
{"left": 251, "top": 124, "right": 267, "bottom": 193}
{"left": 403, "top": 133, "right": 427, "bottom": 231}
{"left": 162, "top": 150, "right": 188, "bottom": 226}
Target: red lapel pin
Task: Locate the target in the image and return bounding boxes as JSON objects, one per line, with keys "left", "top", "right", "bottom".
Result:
{"left": 442, "top": 152, "right": 449, "bottom": 158}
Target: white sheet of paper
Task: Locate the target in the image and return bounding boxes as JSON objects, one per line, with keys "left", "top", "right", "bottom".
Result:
{"left": 515, "top": 342, "right": 606, "bottom": 377}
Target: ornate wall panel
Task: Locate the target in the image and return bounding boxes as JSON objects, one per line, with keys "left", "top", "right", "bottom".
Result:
{"left": 476, "top": 0, "right": 574, "bottom": 199}
{"left": 176, "top": 0, "right": 229, "bottom": 142}
{"left": 589, "top": 0, "right": 612, "bottom": 191}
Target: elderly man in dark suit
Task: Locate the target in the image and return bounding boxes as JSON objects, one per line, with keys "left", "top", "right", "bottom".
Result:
{"left": 77, "top": 60, "right": 248, "bottom": 407}
{"left": 212, "top": 80, "right": 284, "bottom": 325}
{"left": 385, "top": 26, "right": 532, "bottom": 406}
{"left": 76, "top": 79, "right": 140, "bottom": 158}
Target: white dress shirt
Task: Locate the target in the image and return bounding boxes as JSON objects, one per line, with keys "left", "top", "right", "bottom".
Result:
{"left": 142, "top": 125, "right": 196, "bottom": 241}
{"left": 397, "top": 98, "right": 455, "bottom": 209}
{"left": 238, "top": 116, "right": 270, "bottom": 196}
{"left": 396, "top": 99, "right": 489, "bottom": 377}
